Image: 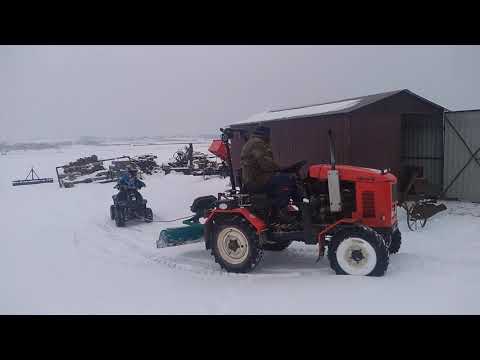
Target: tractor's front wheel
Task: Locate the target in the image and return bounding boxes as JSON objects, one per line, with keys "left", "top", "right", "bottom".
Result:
{"left": 328, "top": 227, "right": 389, "bottom": 276}
{"left": 212, "top": 223, "right": 263, "bottom": 273}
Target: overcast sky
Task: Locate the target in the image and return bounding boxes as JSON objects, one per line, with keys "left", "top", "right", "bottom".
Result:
{"left": 1, "top": 45, "right": 480, "bottom": 142}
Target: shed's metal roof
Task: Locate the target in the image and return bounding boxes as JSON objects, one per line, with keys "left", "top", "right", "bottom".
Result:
{"left": 232, "top": 89, "right": 446, "bottom": 126}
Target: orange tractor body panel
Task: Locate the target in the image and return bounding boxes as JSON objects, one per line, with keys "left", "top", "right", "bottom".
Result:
{"left": 205, "top": 207, "right": 268, "bottom": 233}
{"left": 309, "top": 164, "right": 398, "bottom": 228}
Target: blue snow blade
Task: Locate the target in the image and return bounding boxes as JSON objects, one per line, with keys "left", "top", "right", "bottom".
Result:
{"left": 156, "top": 217, "right": 205, "bottom": 248}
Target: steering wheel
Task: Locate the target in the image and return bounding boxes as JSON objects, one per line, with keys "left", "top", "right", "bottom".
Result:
{"left": 282, "top": 160, "right": 307, "bottom": 173}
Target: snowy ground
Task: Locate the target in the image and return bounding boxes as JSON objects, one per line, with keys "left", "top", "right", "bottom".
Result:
{"left": 1, "top": 143, "right": 480, "bottom": 314}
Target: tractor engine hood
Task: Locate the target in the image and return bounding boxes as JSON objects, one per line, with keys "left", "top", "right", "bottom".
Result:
{"left": 309, "top": 164, "right": 397, "bottom": 183}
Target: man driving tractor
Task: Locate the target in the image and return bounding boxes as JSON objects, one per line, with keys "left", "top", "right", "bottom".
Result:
{"left": 240, "top": 125, "right": 304, "bottom": 220}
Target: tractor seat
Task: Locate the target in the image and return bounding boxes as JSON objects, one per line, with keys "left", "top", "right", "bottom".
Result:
{"left": 247, "top": 192, "right": 273, "bottom": 211}
{"left": 237, "top": 170, "right": 273, "bottom": 209}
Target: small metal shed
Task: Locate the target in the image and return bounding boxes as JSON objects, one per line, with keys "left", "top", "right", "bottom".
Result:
{"left": 443, "top": 109, "right": 480, "bottom": 202}
{"left": 229, "top": 89, "right": 446, "bottom": 192}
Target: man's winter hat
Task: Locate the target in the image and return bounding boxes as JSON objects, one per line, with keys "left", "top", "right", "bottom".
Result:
{"left": 253, "top": 125, "right": 271, "bottom": 138}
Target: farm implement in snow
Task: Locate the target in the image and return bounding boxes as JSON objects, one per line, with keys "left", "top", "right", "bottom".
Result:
{"left": 398, "top": 166, "right": 447, "bottom": 231}
{"left": 161, "top": 142, "right": 228, "bottom": 178}
{"left": 12, "top": 167, "right": 54, "bottom": 186}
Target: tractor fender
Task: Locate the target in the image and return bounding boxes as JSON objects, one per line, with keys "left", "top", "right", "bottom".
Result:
{"left": 204, "top": 208, "right": 267, "bottom": 250}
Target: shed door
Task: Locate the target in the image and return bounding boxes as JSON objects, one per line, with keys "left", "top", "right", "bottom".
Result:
{"left": 443, "top": 110, "right": 480, "bottom": 202}
{"left": 400, "top": 113, "right": 444, "bottom": 193}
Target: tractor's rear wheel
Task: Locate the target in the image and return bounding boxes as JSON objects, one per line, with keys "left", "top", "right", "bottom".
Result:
{"left": 261, "top": 241, "right": 292, "bottom": 251}
{"left": 328, "top": 227, "right": 389, "bottom": 276}
{"left": 110, "top": 205, "right": 115, "bottom": 220}
{"left": 212, "top": 223, "right": 263, "bottom": 273}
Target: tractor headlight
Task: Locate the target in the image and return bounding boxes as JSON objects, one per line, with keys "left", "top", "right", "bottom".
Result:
{"left": 218, "top": 202, "right": 229, "bottom": 210}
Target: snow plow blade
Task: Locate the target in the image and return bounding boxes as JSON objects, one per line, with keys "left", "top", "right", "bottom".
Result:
{"left": 156, "top": 217, "right": 205, "bottom": 248}
{"left": 156, "top": 195, "right": 217, "bottom": 248}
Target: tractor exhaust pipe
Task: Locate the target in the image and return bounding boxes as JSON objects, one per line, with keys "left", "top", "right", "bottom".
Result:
{"left": 328, "top": 129, "right": 336, "bottom": 171}
{"left": 327, "top": 129, "right": 342, "bottom": 212}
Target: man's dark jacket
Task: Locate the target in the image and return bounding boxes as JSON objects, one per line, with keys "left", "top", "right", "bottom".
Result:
{"left": 240, "top": 135, "right": 280, "bottom": 191}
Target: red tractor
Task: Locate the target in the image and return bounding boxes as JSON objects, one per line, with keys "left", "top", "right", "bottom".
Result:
{"left": 198, "top": 128, "right": 401, "bottom": 276}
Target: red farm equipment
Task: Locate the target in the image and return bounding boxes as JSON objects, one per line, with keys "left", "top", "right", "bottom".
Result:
{"left": 158, "top": 128, "right": 401, "bottom": 276}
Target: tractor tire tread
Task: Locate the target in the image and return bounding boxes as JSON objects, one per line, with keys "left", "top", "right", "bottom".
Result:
{"left": 211, "top": 222, "right": 263, "bottom": 273}
{"left": 327, "top": 226, "right": 389, "bottom": 277}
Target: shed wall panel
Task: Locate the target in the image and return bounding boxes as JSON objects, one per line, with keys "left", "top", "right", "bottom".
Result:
{"left": 349, "top": 111, "right": 401, "bottom": 177}
{"left": 401, "top": 113, "right": 444, "bottom": 189}
{"left": 444, "top": 110, "right": 480, "bottom": 202}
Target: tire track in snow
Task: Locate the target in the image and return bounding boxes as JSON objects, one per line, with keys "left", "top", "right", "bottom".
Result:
{"left": 73, "top": 216, "right": 314, "bottom": 279}
{"left": 144, "top": 253, "right": 308, "bottom": 279}
{"left": 73, "top": 218, "right": 156, "bottom": 266}
{"left": 81, "top": 217, "right": 333, "bottom": 280}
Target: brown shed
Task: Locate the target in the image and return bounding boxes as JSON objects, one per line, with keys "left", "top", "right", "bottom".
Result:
{"left": 229, "top": 89, "right": 447, "bottom": 191}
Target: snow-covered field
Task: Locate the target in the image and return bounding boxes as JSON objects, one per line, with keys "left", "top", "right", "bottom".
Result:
{"left": 1, "top": 143, "right": 480, "bottom": 314}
